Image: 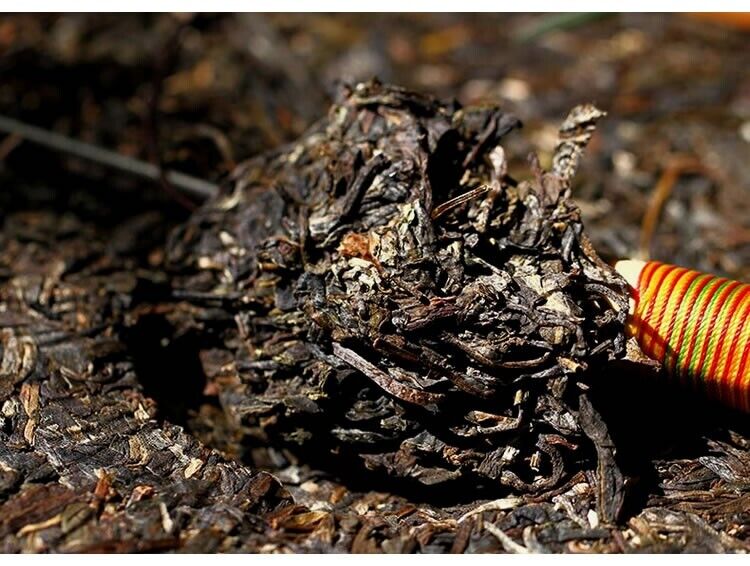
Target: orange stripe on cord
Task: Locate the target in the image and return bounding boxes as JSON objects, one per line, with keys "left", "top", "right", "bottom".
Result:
{"left": 638, "top": 264, "right": 677, "bottom": 357}
{"left": 726, "top": 309, "right": 750, "bottom": 409}
{"left": 692, "top": 280, "right": 740, "bottom": 396}
{"left": 664, "top": 273, "right": 713, "bottom": 375}
{"left": 678, "top": 276, "right": 724, "bottom": 389}
{"left": 733, "top": 322, "right": 750, "bottom": 411}
{"left": 628, "top": 261, "right": 659, "bottom": 340}
{"left": 705, "top": 283, "right": 747, "bottom": 402}
{"left": 650, "top": 266, "right": 690, "bottom": 362}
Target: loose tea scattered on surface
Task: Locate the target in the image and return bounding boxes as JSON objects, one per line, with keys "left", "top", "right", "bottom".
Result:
{"left": 0, "top": 205, "right": 294, "bottom": 553}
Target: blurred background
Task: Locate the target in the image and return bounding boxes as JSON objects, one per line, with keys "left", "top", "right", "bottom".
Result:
{"left": 1, "top": 13, "right": 749, "bottom": 277}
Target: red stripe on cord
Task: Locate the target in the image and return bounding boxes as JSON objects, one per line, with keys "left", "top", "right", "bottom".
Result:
{"left": 678, "top": 277, "right": 724, "bottom": 388}
{"left": 664, "top": 273, "right": 713, "bottom": 374}
{"left": 735, "top": 331, "right": 750, "bottom": 411}
{"left": 708, "top": 284, "right": 750, "bottom": 403}
{"left": 650, "top": 267, "right": 689, "bottom": 362}
{"left": 729, "top": 298, "right": 750, "bottom": 411}
{"left": 638, "top": 264, "right": 678, "bottom": 354}
{"left": 724, "top": 292, "right": 750, "bottom": 409}
{"left": 631, "top": 261, "right": 660, "bottom": 343}
{"left": 661, "top": 270, "right": 701, "bottom": 350}
{"left": 693, "top": 280, "right": 740, "bottom": 397}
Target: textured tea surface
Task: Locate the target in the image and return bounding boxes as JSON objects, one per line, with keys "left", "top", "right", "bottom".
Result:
{"left": 166, "top": 80, "right": 629, "bottom": 507}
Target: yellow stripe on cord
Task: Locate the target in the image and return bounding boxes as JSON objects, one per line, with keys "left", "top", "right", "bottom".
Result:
{"left": 650, "top": 266, "right": 689, "bottom": 362}
{"left": 723, "top": 292, "right": 750, "bottom": 408}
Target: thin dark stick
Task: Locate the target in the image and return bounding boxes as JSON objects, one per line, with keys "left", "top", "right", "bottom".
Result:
{"left": 147, "top": 20, "right": 200, "bottom": 210}
{"left": 0, "top": 114, "right": 218, "bottom": 200}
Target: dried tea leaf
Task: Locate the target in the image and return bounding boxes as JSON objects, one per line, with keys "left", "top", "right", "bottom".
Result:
{"left": 166, "top": 81, "right": 630, "bottom": 494}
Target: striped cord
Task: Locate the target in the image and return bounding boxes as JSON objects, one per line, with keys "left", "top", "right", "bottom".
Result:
{"left": 616, "top": 260, "right": 750, "bottom": 411}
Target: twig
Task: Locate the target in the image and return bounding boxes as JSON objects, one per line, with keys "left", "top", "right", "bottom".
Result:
{"left": 514, "top": 13, "right": 613, "bottom": 43}
{"left": 637, "top": 155, "right": 710, "bottom": 260}
{"left": 431, "top": 185, "right": 491, "bottom": 220}
{"left": 147, "top": 18, "right": 200, "bottom": 210}
{"left": 190, "top": 124, "right": 237, "bottom": 171}
{"left": 0, "top": 114, "right": 218, "bottom": 200}
{"left": 485, "top": 523, "right": 531, "bottom": 553}
{"left": 0, "top": 132, "right": 22, "bottom": 160}
{"left": 457, "top": 497, "right": 522, "bottom": 523}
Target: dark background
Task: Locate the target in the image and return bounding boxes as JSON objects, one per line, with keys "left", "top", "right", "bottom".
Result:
{"left": 2, "top": 13, "right": 749, "bottom": 276}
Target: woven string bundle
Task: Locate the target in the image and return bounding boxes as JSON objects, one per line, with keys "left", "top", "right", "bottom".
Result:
{"left": 616, "top": 260, "right": 750, "bottom": 411}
